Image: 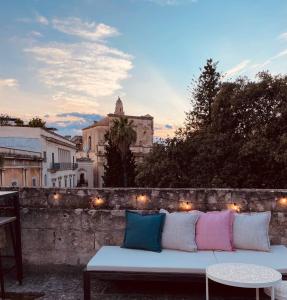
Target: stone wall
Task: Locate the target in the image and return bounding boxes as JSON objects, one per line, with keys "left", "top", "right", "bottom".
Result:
{"left": 3, "top": 188, "right": 287, "bottom": 266}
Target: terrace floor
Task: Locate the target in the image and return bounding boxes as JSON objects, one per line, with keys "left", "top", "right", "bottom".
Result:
{"left": 5, "top": 266, "right": 271, "bottom": 300}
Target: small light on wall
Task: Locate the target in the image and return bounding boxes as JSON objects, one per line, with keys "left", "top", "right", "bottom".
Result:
{"left": 137, "top": 193, "right": 147, "bottom": 204}
{"left": 179, "top": 201, "right": 193, "bottom": 211}
{"left": 92, "top": 196, "right": 105, "bottom": 207}
{"left": 229, "top": 203, "right": 240, "bottom": 213}
{"left": 53, "top": 192, "right": 60, "bottom": 201}
{"left": 279, "top": 197, "right": 287, "bottom": 206}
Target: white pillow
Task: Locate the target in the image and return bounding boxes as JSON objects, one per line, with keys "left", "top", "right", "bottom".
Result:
{"left": 233, "top": 211, "right": 271, "bottom": 252}
{"left": 160, "top": 209, "right": 199, "bottom": 252}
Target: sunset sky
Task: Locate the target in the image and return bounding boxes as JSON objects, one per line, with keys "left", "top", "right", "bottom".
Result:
{"left": 1, "top": 0, "right": 287, "bottom": 138}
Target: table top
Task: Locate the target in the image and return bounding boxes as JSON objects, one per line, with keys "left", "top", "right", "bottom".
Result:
{"left": 0, "top": 216, "right": 16, "bottom": 226}
{"left": 0, "top": 191, "right": 18, "bottom": 198}
{"left": 206, "top": 263, "right": 282, "bottom": 288}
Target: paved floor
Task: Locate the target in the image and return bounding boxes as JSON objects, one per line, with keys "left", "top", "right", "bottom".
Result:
{"left": 5, "top": 266, "right": 270, "bottom": 300}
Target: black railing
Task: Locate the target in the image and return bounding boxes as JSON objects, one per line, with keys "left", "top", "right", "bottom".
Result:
{"left": 50, "top": 163, "right": 78, "bottom": 171}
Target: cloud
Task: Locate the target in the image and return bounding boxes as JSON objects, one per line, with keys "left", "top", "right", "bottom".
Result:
{"left": 274, "top": 49, "right": 287, "bottom": 59}
{"left": 52, "top": 17, "right": 119, "bottom": 41}
{"left": 36, "top": 14, "right": 49, "bottom": 25}
{"left": 165, "top": 124, "right": 173, "bottom": 129}
{"left": 29, "top": 31, "right": 43, "bottom": 38}
{"left": 225, "top": 60, "right": 250, "bottom": 78}
{"left": 278, "top": 32, "right": 287, "bottom": 40}
{"left": 0, "top": 78, "right": 18, "bottom": 88}
{"left": 141, "top": 0, "right": 197, "bottom": 5}
{"left": 46, "top": 112, "right": 104, "bottom": 136}
{"left": 24, "top": 17, "right": 133, "bottom": 111}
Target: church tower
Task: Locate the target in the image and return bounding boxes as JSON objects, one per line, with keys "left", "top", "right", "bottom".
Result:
{"left": 114, "top": 97, "right": 124, "bottom": 115}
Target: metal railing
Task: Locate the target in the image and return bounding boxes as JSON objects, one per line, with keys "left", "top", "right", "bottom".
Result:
{"left": 50, "top": 162, "right": 78, "bottom": 171}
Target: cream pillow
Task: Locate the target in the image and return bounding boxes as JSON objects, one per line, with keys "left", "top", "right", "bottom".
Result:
{"left": 160, "top": 209, "right": 199, "bottom": 252}
{"left": 233, "top": 211, "right": 271, "bottom": 251}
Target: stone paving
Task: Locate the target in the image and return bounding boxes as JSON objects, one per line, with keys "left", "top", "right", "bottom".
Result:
{"left": 5, "top": 266, "right": 270, "bottom": 300}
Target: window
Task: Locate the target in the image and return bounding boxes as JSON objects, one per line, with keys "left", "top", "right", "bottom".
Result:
{"left": 32, "top": 177, "right": 36, "bottom": 187}
{"left": 43, "top": 151, "right": 47, "bottom": 162}
{"left": 88, "top": 136, "right": 91, "bottom": 151}
{"left": 69, "top": 176, "right": 72, "bottom": 188}
{"left": 11, "top": 180, "right": 18, "bottom": 187}
{"left": 52, "top": 153, "right": 55, "bottom": 165}
{"left": 58, "top": 177, "right": 62, "bottom": 188}
{"left": 64, "top": 176, "right": 67, "bottom": 188}
{"left": 44, "top": 174, "right": 47, "bottom": 186}
{"left": 58, "top": 148, "right": 71, "bottom": 163}
{"left": 52, "top": 179, "right": 56, "bottom": 187}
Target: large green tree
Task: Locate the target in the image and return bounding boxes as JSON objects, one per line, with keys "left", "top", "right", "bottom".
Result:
{"left": 137, "top": 61, "right": 287, "bottom": 188}
{"left": 103, "top": 117, "right": 137, "bottom": 187}
{"left": 183, "top": 58, "right": 221, "bottom": 134}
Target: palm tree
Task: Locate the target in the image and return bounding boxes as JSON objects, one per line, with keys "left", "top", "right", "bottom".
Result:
{"left": 108, "top": 117, "right": 137, "bottom": 187}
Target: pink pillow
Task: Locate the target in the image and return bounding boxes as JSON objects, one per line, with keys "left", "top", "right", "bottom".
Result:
{"left": 196, "top": 210, "right": 234, "bottom": 251}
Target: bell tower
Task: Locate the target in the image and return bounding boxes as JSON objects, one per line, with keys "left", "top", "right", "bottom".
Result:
{"left": 114, "top": 97, "right": 124, "bottom": 115}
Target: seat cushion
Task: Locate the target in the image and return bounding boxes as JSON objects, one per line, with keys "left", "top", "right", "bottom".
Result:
{"left": 214, "top": 245, "right": 287, "bottom": 274}
{"left": 264, "top": 281, "right": 287, "bottom": 300}
{"left": 87, "top": 246, "right": 217, "bottom": 274}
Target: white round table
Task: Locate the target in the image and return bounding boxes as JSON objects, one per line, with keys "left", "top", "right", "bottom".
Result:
{"left": 206, "top": 263, "right": 282, "bottom": 300}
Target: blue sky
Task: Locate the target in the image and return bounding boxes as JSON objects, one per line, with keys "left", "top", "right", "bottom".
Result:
{"left": 1, "top": 0, "right": 287, "bottom": 137}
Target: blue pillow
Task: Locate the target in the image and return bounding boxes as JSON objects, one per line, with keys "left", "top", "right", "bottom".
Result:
{"left": 122, "top": 211, "right": 166, "bottom": 252}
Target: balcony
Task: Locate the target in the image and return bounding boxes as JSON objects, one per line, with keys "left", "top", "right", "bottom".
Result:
{"left": 49, "top": 162, "right": 78, "bottom": 172}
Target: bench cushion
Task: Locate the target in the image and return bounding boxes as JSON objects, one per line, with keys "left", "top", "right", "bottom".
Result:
{"left": 214, "top": 245, "right": 287, "bottom": 274}
{"left": 87, "top": 245, "right": 287, "bottom": 275}
{"left": 87, "top": 246, "right": 216, "bottom": 274}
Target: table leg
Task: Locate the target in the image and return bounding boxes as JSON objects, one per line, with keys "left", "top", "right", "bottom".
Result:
{"left": 256, "top": 288, "right": 259, "bottom": 300}
{"left": 271, "top": 286, "right": 275, "bottom": 300}
{"left": 206, "top": 276, "right": 209, "bottom": 300}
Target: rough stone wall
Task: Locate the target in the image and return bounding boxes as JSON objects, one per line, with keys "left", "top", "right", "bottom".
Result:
{"left": 3, "top": 188, "right": 287, "bottom": 266}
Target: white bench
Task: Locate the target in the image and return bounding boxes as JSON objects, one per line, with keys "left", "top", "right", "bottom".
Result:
{"left": 83, "top": 245, "right": 287, "bottom": 300}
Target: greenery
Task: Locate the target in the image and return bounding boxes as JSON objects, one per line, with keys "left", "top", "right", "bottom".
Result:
{"left": 136, "top": 59, "right": 287, "bottom": 188}
{"left": 0, "top": 114, "right": 10, "bottom": 126}
{"left": 103, "top": 117, "right": 137, "bottom": 187}
{"left": 28, "top": 117, "right": 46, "bottom": 128}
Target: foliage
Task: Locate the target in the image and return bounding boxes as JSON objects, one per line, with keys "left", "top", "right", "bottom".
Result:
{"left": 28, "top": 117, "right": 46, "bottom": 128}
{"left": 137, "top": 60, "right": 287, "bottom": 188}
{"left": 14, "top": 118, "right": 24, "bottom": 126}
{"left": 103, "top": 117, "right": 137, "bottom": 187}
{"left": 0, "top": 114, "right": 10, "bottom": 126}
{"left": 182, "top": 58, "right": 221, "bottom": 135}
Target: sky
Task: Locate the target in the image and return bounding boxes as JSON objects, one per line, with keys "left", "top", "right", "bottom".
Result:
{"left": 1, "top": 0, "right": 287, "bottom": 138}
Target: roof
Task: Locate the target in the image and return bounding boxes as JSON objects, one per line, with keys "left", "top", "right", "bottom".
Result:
{"left": 82, "top": 117, "right": 110, "bottom": 130}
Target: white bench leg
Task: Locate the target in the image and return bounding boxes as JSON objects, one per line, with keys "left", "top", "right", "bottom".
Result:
{"left": 271, "top": 286, "right": 275, "bottom": 300}
{"left": 206, "top": 276, "right": 209, "bottom": 300}
{"left": 256, "top": 288, "right": 259, "bottom": 300}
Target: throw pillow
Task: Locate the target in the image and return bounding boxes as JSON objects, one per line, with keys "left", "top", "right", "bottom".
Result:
{"left": 160, "top": 209, "right": 199, "bottom": 252}
{"left": 233, "top": 211, "right": 271, "bottom": 251}
{"left": 196, "top": 210, "right": 234, "bottom": 251}
{"left": 122, "top": 210, "right": 166, "bottom": 252}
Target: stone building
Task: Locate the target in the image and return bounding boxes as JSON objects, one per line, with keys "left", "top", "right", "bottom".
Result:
{"left": 0, "top": 126, "right": 78, "bottom": 188}
{"left": 0, "top": 147, "right": 42, "bottom": 187}
{"left": 78, "top": 98, "right": 153, "bottom": 187}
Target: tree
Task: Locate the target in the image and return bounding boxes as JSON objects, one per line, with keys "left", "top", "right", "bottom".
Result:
{"left": 14, "top": 118, "right": 24, "bottom": 126}
{"left": 183, "top": 58, "right": 221, "bottom": 134}
{"left": 103, "top": 117, "right": 137, "bottom": 187}
{"left": 28, "top": 117, "right": 46, "bottom": 128}
{"left": 137, "top": 62, "right": 287, "bottom": 188}
{"left": 0, "top": 114, "right": 10, "bottom": 126}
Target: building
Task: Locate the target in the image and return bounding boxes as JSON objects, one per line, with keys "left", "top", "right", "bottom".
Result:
{"left": 0, "top": 146, "right": 42, "bottom": 187}
{"left": 0, "top": 126, "right": 78, "bottom": 188}
{"left": 78, "top": 98, "right": 153, "bottom": 187}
